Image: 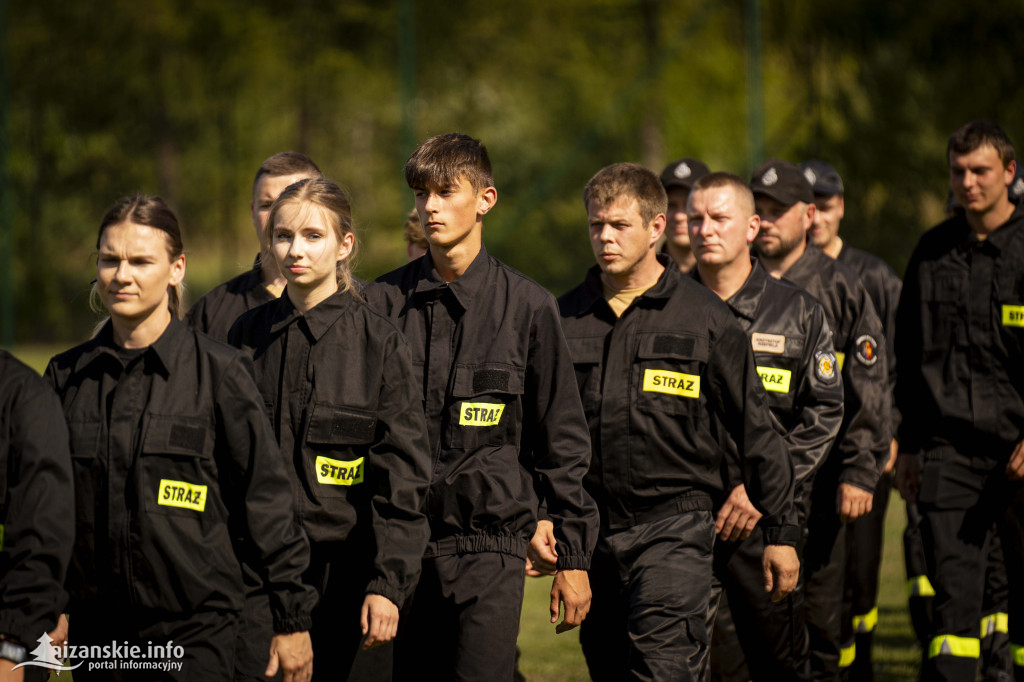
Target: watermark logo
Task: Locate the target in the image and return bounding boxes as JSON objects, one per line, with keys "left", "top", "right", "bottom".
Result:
{"left": 13, "top": 631, "right": 185, "bottom": 673}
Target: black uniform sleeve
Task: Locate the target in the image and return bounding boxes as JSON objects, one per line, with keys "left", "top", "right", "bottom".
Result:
{"left": 881, "top": 270, "right": 903, "bottom": 438}
{"left": 788, "top": 306, "right": 845, "bottom": 489}
{"left": 214, "top": 354, "right": 318, "bottom": 633}
{"left": 707, "top": 313, "right": 799, "bottom": 547}
{"left": 0, "top": 359, "right": 74, "bottom": 646}
{"left": 363, "top": 331, "right": 431, "bottom": 606}
{"left": 836, "top": 285, "right": 891, "bottom": 492}
{"left": 522, "top": 295, "right": 600, "bottom": 570}
{"left": 894, "top": 249, "right": 925, "bottom": 454}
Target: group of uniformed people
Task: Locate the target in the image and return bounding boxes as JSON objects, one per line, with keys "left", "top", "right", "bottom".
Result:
{"left": 0, "top": 120, "right": 1022, "bottom": 682}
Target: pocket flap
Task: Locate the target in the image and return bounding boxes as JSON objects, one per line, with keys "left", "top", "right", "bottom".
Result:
{"left": 142, "top": 415, "right": 214, "bottom": 458}
{"left": 566, "top": 336, "right": 604, "bottom": 365}
{"left": 452, "top": 364, "right": 526, "bottom": 398}
{"left": 636, "top": 333, "right": 707, "bottom": 362}
{"left": 306, "top": 403, "right": 378, "bottom": 446}
{"left": 69, "top": 422, "right": 102, "bottom": 459}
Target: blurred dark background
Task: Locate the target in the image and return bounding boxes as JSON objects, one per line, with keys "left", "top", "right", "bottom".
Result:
{"left": 3, "top": 0, "right": 1023, "bottom": 344}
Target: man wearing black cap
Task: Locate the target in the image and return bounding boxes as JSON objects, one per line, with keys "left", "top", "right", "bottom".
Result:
{"left": 800, "top": 159, "right": 902, "bottom": 681}
{"left": 658, "top": 157, "right": 711, "bottom": 273}
{"left": 751, "top": 159, "right": 891, "bottom": 682}
{"left": 687, "top": 172, "right": 844, "bottom": 682}
{"left": 894, "top": 119, "right": 1024, "bottom": 682}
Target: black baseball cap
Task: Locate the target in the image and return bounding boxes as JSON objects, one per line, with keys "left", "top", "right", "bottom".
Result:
{"left": 750, "top": 159, "right": 814, "bottom": 206}
{"left": 659, "top": 158, "right": 711, "bottom": 190}
{"left": 800, "top": 160, "right": 845, "bottom": 196}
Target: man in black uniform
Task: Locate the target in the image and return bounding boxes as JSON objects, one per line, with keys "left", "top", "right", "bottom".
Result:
{"left": 187, "top": 151, "right": 323, "bottom": 341}
{"left": 800, "top": 159, "right": 903, "bottom": 680}
{"left": 658, "top": 157, "right": 711, "bottom": 273}
{"left": 751, "top": 159, "right": 891, "bottom": 681}
{"left": 687, "top": 172, "right": 844, "bottom": 681}
{"left": 365, "top": 133, "right": 599, "bottom": 681}
{"left": 0, "top": 350, "right": 73, "bottom": 682}
{"left": 894, "top": 119, "right": 1024, "bottom": 682}
{"left": 559, "top": 162, "right": 800, "bottom": 681}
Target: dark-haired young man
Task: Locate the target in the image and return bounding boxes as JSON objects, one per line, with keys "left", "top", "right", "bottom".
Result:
{"left": 366, "top": 133, "right": 599, "bottom": 681}
{"left": 894, "top": 120, "right": 1024, "bottom": 682}
{"left": 751, "top": 159, "right": 891, "bottom": 682}
{"left": 687, "top": 172, "right": 843, "bottom": 682}
{"left": 559, "top": 162, "right": 800, "bottom": 681}
{"left": 658, "top": 157, "right": 711, "bottom": 273}
{"left": 800, "top": 159, "right": 903, "bottom": 680}
{"left": 187, "top": 151, "right": 323, "bottom": 341}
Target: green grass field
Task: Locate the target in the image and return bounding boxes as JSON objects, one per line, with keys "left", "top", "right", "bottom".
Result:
{"left": 9, "top": 345, "right": 922, "bottom": 680}
{"left": 516, "top": 494, "right": 921, "bottom": 681}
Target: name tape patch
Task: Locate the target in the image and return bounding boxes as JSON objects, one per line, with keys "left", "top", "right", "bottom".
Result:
{"left": 642, "top": 369, "right": 700, "bottom": 398}
{"left": 757, "top": 366, "right": 792, "bottom": 393}
{"left": 751, "top": 333, "right": 786, "bottom": 354}
{"left": 1003, "top": 305, "right": 1024, "bottom": 328}
{"left": 316, "top": 456, "right": 365, "bottom": 486}
{"left": 459, "top": 402, "right": 505, "bottom": 427}
{"left": 158, "top": 479, "right": 208, "bottom": 512}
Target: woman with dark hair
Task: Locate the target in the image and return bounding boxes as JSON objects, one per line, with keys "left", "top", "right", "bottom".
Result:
{"left": 45, "top": 195, "right": 318, "bottom": 682}
{"left": 229, "top": 179, "right": 431, "bottom": 681}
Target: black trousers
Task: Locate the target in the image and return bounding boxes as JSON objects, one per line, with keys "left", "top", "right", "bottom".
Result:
{"left": 803, "top": 482, "right": 848, "bottom": 682}
{"left": 68, "top": 606, "right": 238, "bottom": 681}
{"left": 840, "top": 474, "right": 892, "bottom": 680}
{"left": 393, "top": 551, "right": 526, "bottom": 682}
{"left": 581, "top": 511, "right": 715, "bottom": 682}
{"left": 709, "top": 529, "right": 811, "bottom": 682}
{"left": 915, "top": 449, "right": 1024, "bottom": 682}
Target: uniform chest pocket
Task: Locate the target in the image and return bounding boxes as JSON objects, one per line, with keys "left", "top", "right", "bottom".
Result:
{"left": 567, "top": 336, "right": 604, "bottom": 412}
{"left": 140, "top": 415, "right": 216, "bottom": 518}
{"left": 303, "top": 403, "right": 378, "bottom": 499}
{"left": 444, "top": 364, "right": 525, "bottom": 450}
{"left": 68, "top": 422, "right": 102, "bottom": 525}
{"left": 635, "top": 333, "right": 706, "bottom": 416}
{"left": 921, "top": 272, "right": 966, "bottom": 348}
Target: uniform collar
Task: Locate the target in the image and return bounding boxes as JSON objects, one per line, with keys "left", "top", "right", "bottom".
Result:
{"left": 781, "top": 242, "right": 828, "bottom": 283}
{"left": 579, "top": 253, "right": 677, "bottom": 312}
{"left": 958, "top": 203, "right": 1024, "bottom": 254}
{"left": 719, "top": 259, "right": 768, "bottom": 323}
{"left": 268, "top": 287, "right": 355, "bottom": 341}
{"left": 412, "top": 245, "right": 491, "bottom": 310}
{"left": 74, "top": 316, "right": 186, "bottom": 376}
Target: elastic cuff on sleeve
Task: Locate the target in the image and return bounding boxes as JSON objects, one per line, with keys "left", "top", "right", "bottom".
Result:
{"left": 556, "top": 555, "right": 591, "bottom": 571}
{"left": 761, "top": 524, "right": 800, "bottom": 548}
{"left": 365, "top": 578, "right": 405, "bottom": 608}
{"left": 272, "top": 613, "right": 314, "bottom": 634}
{"left": 838, "top": 466, "right": 879, "bottom": 494}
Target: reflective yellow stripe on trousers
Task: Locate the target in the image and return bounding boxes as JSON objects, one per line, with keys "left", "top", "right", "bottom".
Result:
{"left": 907, "top": 575, "right": 936, "bottom": 598}
{"left": 853, "top": 607, "right": 879, "bottom": 634}
{"left": 980, "top": 612, "right": 1008, "bottom": 638}
{"left": 928, "top": 635, "right": 980, "bottom": 659}
{"left": 838, "top": 643, "right": 856, "bottom": 668}
{"left": 1012, "top": 643, "right": 1024, "bottom": 667}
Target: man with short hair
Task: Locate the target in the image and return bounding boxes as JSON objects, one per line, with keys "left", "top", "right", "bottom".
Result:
{"left": 559, "top": 162, "right": 800, "bottom": 681}
{"left": 751, "top": 159, "right": 891, "bottom": 681}
{"left": 366, "top": 133, "right": 599, "bottom": 681}
{"left": 688, "top": 172, "right": 843, "bottom": 681}
{"left": 187, "top": 151, "right": 323, "bottom": 341}
{"left": 658, "top": 157, "right": 711, "bottom": 273}
{"left": 894, "top": 119, "right": 1024, "bottom": 682}
{"left": 800, "top": 159, "right": 902, "bottom": 680}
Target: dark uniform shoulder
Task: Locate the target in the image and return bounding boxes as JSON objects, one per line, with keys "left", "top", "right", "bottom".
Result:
{"left": 839, "top": 245, "right": 899, "bottom": 282}
{"left": 0, "top": 349, "right": 51, "bottom": 402}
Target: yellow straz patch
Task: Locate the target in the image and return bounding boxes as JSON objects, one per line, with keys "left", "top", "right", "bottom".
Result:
{"left": 835, "top": 352, "right": 846, "bottom": 371}
{"left": 642, "top": 369, "right": 700, "bottom": 398}
{"left": 459, "top": 403, "right": 505, "bottom": 426}
{"left": 316, "top": 456, "right": 365, "bottom": 486}
{"left": 757, "top": 366, "right": 792, "bottom": 393}
{"left": 158, "top": 479, "right": 208, "bottom": 512}
{"left": 1002, "top": 305, "right": 1024, "bottom": 327}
